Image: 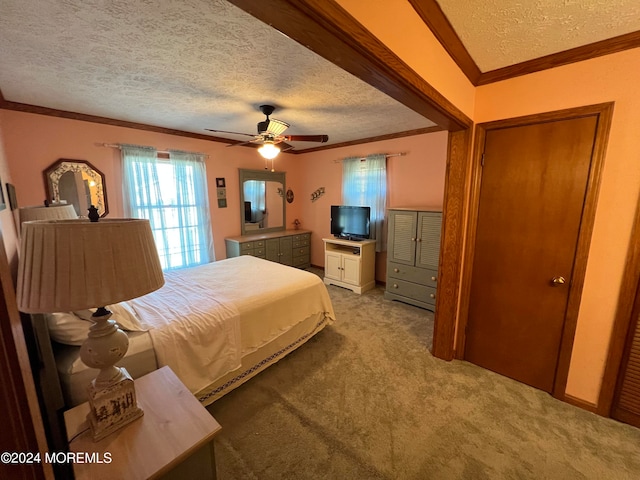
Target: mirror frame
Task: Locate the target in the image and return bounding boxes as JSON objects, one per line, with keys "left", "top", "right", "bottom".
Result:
{"left": 43, "top": 159, "right": 109, "bottom": 217}
{"left": 239, "top": 169, "right": 286, "bottom": 236}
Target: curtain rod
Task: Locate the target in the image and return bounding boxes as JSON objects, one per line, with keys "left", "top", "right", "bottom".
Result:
{"left": 333, "top": 152, "right": 406, "bottom": 163}
{"left": 98, "top": 143, "right": 209, "bottom": 158}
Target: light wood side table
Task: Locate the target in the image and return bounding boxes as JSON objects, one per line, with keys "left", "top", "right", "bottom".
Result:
{"left": 64, "top": 366, "right": 222, "bottom": 480}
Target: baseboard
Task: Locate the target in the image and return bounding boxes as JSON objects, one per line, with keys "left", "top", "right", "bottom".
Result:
{"left": 563, "top": 393, "right": 599, "bottom": 414}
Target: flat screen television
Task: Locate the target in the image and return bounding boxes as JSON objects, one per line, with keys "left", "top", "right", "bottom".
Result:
{"left": 331, "top": 205, "right": 371, "bottom": 240}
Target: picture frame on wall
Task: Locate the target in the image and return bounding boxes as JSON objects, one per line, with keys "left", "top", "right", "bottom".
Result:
{"left": 0, "top": 178, "right": 6, "bottom": 211}
{"left": 6, "top": 183, "right": 17, "bottom": 211}
{"left": 216, "top": 178, "right": 226, "bottom": 188}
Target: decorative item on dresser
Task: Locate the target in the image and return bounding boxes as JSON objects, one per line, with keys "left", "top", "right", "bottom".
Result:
{"left": 16, "top": 217, "right": 164, "bottom": 441}
{"left": 323, "top": 237, "right": 376, "bottom": 294}
{"left": 385, "top": 208, "right": 442, "bottom": 311}
{"left": 226, "top": 230, "right": 311, "bottom": 269}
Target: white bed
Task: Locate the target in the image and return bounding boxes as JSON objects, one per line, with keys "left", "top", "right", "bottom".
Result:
{"left": 50, "top": 255, "right": 335, "bottom": 407}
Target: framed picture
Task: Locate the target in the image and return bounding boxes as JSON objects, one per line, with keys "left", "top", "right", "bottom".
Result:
{"left": 0, "top": 178, "right": 5, "bottom": 211}
{"left": 216, "top": 177, "right": 226, "bottom": 188}
{"left": 6, "top": 183, "right": 17, "bottom": 211}
{"left": 216, "top": 188, "right": 226, "bottom": 199}
{"left": 217, "top": 198, "right": 227, "bottom": 208}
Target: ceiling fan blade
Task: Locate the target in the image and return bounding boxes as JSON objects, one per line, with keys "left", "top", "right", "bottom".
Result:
{"left": 226, "top": 140, "right": 256, "bottom": 148}
{"left": 284, "top": 135, "right": 329, "bottom": 143}
{"left": 205, "top": 128, "right": 255, "bottom": 138}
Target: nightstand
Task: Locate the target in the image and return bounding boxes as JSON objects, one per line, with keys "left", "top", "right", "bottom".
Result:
{"left": 64, "top": 366, "right": 222, "bottom": 480}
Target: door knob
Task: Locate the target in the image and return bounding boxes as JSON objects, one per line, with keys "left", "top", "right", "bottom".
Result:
{"left": 551, "top": 276, "right": 566, "bottom": 286}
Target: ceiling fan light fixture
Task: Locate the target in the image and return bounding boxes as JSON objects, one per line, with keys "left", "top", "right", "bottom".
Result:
{"left": 258, "top": 143, "right": 280, "bottom": 160}
{"left": 266, "top": 119, "right": 290, "bottom": 136}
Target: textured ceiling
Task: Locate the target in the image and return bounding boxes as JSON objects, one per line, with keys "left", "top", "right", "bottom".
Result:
{"left": 437, "top": 0, "right": 640, "bottom": 72}
{"left": 1, "top": 0, "right": 638, "bottom": 144}
{"left": 0, "top": 0, "right": 436, "bottom": 151}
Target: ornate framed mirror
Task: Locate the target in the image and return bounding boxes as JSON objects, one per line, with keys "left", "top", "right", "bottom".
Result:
{"left": 43, "top": 159, "right": 108, "bottom": 217}
{"left": 239, "top": 169, "right": 285, "bottom": 235}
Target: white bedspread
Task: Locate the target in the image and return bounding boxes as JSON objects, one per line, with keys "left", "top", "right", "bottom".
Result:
{"left": 128, "top": 266, "right": 242, "bottom": 394}
{"left": 128, "top": 256, "right": 335, "bottom": 394}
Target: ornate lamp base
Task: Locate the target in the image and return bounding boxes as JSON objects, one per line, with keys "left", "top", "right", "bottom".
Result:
{"left": 86, "top": 366, "right": 144, "bottom": 441}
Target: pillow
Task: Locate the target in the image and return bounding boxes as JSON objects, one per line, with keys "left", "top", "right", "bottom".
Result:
{"left": 74, "top": 302, "right": 149, "bottom": 332}
{"left": 47, "top": 312, "right": 90, "bottom": 346}
{"left": 47, "top": 302, "right": 149, "bottom": 346}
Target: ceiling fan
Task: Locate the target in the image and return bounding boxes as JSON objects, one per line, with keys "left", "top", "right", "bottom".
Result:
{"left": 205, "top": 105, "right": 329, "bottom": 158}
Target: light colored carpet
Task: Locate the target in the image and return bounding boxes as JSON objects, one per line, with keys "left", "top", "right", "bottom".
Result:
{"left": 208, "top": 274, "right": 640, "bottom": 479}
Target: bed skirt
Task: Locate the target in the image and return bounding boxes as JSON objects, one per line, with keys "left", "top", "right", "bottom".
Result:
{"left": 196, "top": 312, "right": 330, "bottom": 407}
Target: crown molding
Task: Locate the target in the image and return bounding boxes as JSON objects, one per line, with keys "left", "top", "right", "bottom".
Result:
{"left": 477, "top": 30, "right": 640, "bottom": 85}
{"left": 0, "top": 98, "right": 440, "bottom": 153}
{"left": 407, "top": 0, "right": 481, "bottom": 85}
{"left": 290, "top": 126, "right": 443, "bottom": 154}
{"left": 0, "top": 99, "right": 235, "bottom": 144}
{"left": 409, "top": 0, "right": 640, "bottom": 86}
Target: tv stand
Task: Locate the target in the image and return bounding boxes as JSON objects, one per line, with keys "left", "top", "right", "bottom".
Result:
{"left": 335, "top": 235, "right": 364, "bottom": 242}
{"left": 323, "top": 238, "right": 376, "bottom": 294}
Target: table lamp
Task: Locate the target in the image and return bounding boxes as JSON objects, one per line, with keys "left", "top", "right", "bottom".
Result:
{"left": 16, "top": 216, "right": 164, "bottom": 441}
{"left": 18, "top": 203, "right": 78, "bottom": 227}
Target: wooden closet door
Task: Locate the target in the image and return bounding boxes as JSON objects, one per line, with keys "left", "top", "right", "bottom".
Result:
{"left": 464, "top": 116, "right": 598, "bottom": 393}
{"left": 611, "top": 284, "right": 640, "bottom": 428}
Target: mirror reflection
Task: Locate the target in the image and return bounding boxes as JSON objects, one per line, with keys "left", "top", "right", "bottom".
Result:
{"left": 243, "top": 180, "right": 284, "bottom": 230}
{"left": 44, "top": 159, "right": 108, "bottom": 217}
{"left": 239, "top": 169, "right": 285, "bottom": 235}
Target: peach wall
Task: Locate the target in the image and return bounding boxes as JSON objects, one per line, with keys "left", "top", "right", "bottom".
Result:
{"left": 336, "top": 0, "right": 475, "bottom": 119}
{"left": 0, "top": 110, "right": 446, "bottom": 280}
{"left": 475, "top": 47, "right": 640, "bottom": 404}
{"left": 0, "top": 114, "right": 20, "bottom": 280}
{"left": 342, "top": 1, "right": 640, "bottom": 406}
{"left": 0, "top": 110, "right": 303, "bottom": 261}
{"left": 290, "top": 131, "right": 448, "bottom": 280}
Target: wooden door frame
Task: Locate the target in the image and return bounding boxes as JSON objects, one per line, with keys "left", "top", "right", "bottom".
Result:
{"left": 609, "top": 261, "right": 640, "bottom": 424}
{"left": 599, "top": 198, "right": 640, "bottom": 416}
{"left": 455, "top": 103, "right": 615, "bottom": 401}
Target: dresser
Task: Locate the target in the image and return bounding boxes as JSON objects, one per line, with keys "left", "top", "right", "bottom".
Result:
{"left": 225, "top": 229, "right": 311, "bottom": 269}
{"left": 384, "top": 208, "right": 442, "bottom": 311}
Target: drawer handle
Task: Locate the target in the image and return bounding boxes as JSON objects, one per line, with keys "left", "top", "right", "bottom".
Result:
{"left": 394, "top": 268, "right": 399, "bottom": 273}
{"left": 411, "top": 237, "right": 416, "bottom": 242}
{"left": 393, "top": 283, "right": 398, "bottom": 289}
{"left": 430, "top": 293, "right": 435, "bottom": 299}
{"left": 431, "top": 276, "right": 437, "bottom": 281}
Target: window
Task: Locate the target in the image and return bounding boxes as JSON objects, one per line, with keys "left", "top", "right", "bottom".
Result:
{"left": 342, "top": 154, "right": 387, "bottom": 252}
{"left": 122, "top": 146, "right": 214, "bottom": 270}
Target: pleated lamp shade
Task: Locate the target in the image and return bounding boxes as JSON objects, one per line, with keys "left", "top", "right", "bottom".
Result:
{"left": 16, "top": 218, "right": 165, "bottom": 313}
{"left": 18, "top": 204, "right": 78, "bottom": 226}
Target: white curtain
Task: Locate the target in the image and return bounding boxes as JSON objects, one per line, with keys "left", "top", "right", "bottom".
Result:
{"left": 342, "top": 153, "right": 387, "bottom": 252}
{"left": 122, "top": 145, "right": 214, "bottom": 270}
